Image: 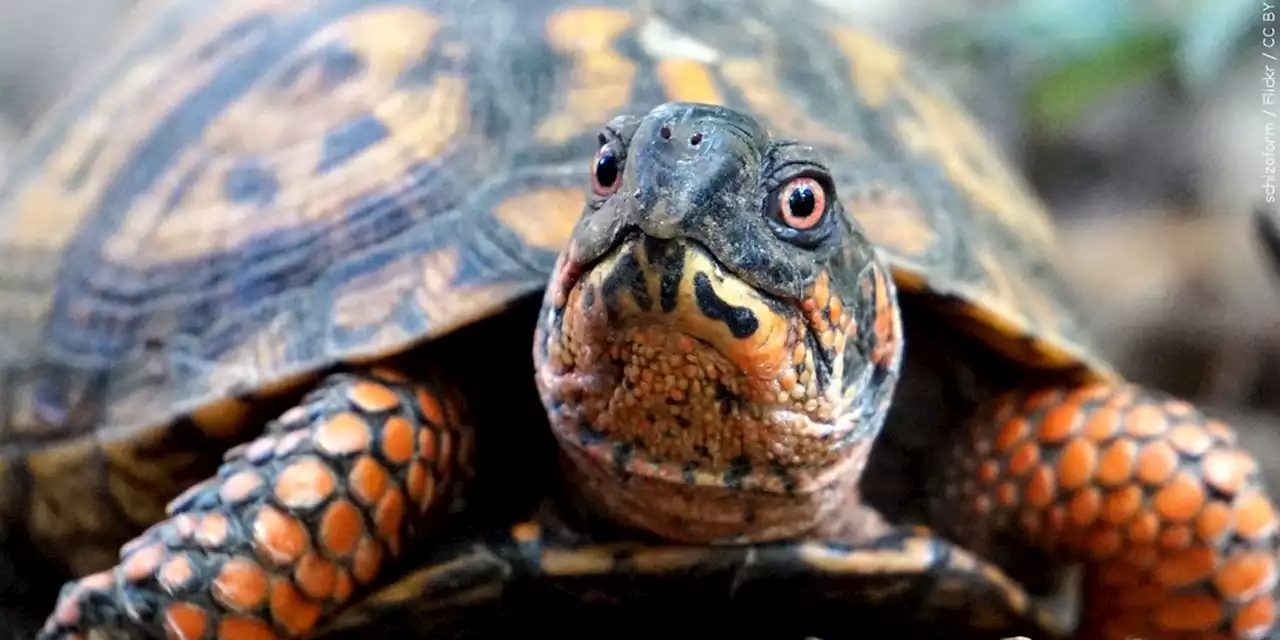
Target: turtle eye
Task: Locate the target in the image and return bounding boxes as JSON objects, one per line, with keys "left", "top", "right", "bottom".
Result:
{"left": 591, "top": 144, "right": 622, "bottom": 196}
{"left": 777, "top": 177, "right": 826, "bottom": 230}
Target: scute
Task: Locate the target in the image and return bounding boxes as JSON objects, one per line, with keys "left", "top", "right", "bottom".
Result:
{"left": 0, "top": 0, "right": 1112, "bottom": 456}
{"left": 821, "top": 27, "right": 1113, "bottom": 379}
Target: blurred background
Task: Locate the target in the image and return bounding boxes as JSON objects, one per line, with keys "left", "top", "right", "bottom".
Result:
{"left": 0, "top": 0, "right": 1277, "bottom": 482}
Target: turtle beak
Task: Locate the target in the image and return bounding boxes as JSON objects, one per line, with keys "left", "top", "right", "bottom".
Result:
{"left": 570, "top": 234, "right": 796, "bottom": 382}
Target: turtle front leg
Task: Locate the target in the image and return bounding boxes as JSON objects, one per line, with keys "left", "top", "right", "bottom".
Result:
{"left": 36, "top": 368, "right": 474, "bottom": 640}
{"left": 935, "top": 382, "right": 1280, "bottom": 639}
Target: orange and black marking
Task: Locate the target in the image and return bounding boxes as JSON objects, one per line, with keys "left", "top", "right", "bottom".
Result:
{"left": 937, "top": 384, "right": 1280, "bottom": 639}
{"left": 35, "top": 369, "right": 472, "bottom": 640}
{"left": 533, "top": 102, "right": 903, "bottom": 543}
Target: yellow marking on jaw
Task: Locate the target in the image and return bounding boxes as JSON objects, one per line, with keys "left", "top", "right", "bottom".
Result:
{"left": 588, "top": 240, "right": 788, "bottom": 378}
{"left": 655, "top": 59, "right": 725, "bottom": 104}
{"left": 536, "top": 8, "right": 635, "bottom": 143}
{"left": 719, "top": 59, "right": 859, "bottom": 150}
{"left": 582, "top": 240, "right": 792, "bottom": 381}
{"left": 493, "top": 188, "right": 586, "bottom": 253}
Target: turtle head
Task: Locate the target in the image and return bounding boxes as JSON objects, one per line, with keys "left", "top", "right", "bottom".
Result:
{"left": 534, "top": 102, "right": 903, "bottom": 542}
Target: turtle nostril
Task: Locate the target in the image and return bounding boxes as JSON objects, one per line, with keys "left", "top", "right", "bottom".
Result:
{"left": 659, "top": 125, "right": 672, "bottom": 140}
{"left": 689, "top": 132, "right": 703, "bottom": 146}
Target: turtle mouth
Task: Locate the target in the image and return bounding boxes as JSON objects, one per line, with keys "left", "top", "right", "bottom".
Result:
{"left": 570, "top": 234, "right": 803, "bottom": 382}
{"left": 537, "top": 233, "right": 863, "bottom": 494}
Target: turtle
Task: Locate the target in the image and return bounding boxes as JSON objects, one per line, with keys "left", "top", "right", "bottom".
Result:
{"left": 1, "top": 0, "right": 1278, "bottom": 638}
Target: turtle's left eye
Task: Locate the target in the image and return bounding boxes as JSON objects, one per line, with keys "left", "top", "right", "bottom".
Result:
{"left": 591, "top": 145, "right": 622, "bottom": 196}
{"left": 777, "top": 177, "right": 825, "bottom": 230}
{"left": 765, "top": 174, "right": 834, "bottom": 248}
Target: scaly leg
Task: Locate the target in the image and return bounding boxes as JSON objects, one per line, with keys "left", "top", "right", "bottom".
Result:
{"left": 935, "top": 382, "right": 1280, "bottom": 639}
{"left": 35, "top": 368, "right": 474, "bottom": 640}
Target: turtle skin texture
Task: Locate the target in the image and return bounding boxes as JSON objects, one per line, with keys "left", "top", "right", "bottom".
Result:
{"left": 0, "top": 0, "right": 1276, "bottom": 638}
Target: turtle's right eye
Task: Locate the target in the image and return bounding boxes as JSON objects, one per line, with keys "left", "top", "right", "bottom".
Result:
{"left": 591, "top": 145, "right": 622, "bottom": 196}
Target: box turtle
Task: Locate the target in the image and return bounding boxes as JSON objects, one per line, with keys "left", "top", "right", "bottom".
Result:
{"left": 1, "top": 0, "right": 1277, "bottom": 638}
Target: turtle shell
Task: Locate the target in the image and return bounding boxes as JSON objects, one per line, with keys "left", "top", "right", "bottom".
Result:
{"left": 0, "top": 0, "right": 1114, "bottom": 455}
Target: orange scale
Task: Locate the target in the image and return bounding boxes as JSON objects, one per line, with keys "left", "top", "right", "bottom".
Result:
{"left": 172, "top": 514, "right": 198, "bottom": 541}
{"left": 1134, "top": 440, "right": 1178, "bottom": 486}
{"left": 195, "top": 513, "right": 230, "bottom": 549}
{"left": 1196, "top": 500, "right": 1233, "bottom": 545}
{"left": 294, "top": 554, "right": 338, "bottom": 600}
{"left": 314, "top": 413, "right": 373, "bottom": 456}
{"left": 418, "top": 428, "right": 437, "bottom": 463}
{"left": 1067, "top": 487, "right": 1101, "bottom": 528}
{"left": 1235, "top": 492, "right": 1280, "bottom": 541}
{"left": 1037, "top": 403, "right": 1081, "bottom": 444}
{"left": 1024, "top": 466, "right": 1056, "bottom": 509}
{"left": 376, "top": 490, "right": 406, "bottom": 542}
{"left": 216, "top": 616, "right": 278, "bottom": 640}
{"left": 1023, "top": 389, "right": 1062, "bottom": 414}
{"left": 319, "top": 499, "right": 364, "bottom": 559}
{"left": 212, "top": 556, "right": 270, "bottom": 613}
{"left": 1083, "top": 405, "right": 1120, "bottom": 442}
{"left": 1159, "top": 525, "right": 1194, "bottom": 550}
{"left": 347, "top": 381, "right": 402, "bottom": 413}
{"left": 348, "top": 456, "right": 390, "bottom": 506}
{"left": 269, "top": 577, "right": 323, "bottom": 636}
{"left": 274, "top": 457, "right": 337, "bottom": 511}
{"left": 405, "top": 461, "right": 431, "bottom": 510}
{"left": 158, "top": 555, "right": 198, "bottom": 594}
{"left": 416, "top": 388, "right": 446, "bottom": 427}
{"left": 352, "top": 537, "right": 383, "bottom": 585}
{"left": 1234, "top": 597, "right": 1278, "bottom": 637}
{"left": 1006, "top": 441, "right": 1039, "bottom": 477}
{"left": 1152, "top": 472, "right": 1206, "bottom": 523}
{"left": 1095, "top": 440, "right": 1138, "bottom": 487}
{"left": 994, "top": 416, "right": 1028, "bottom": 453}
{"left": 1203, "top": 449, "right": 1255, "bottom": 496}
{"left": 1214, "top": 551, "right": 1279, "bottom": 602}
{"left": 122, "top": 544, "right": 167, "bottom": 583}
{"left": 1168, "top": 423, "right": 1213, "bottom": 456}
{"left": 219, "top": 471, "right": 265, "bottom": 505}
{"left": 162, "top": 602, "right": 209, "bottom": 640}
{"left": 1101, "top": 486, "right": 1142, "bottom": 526}
{"left": 1126, "top": 510, "right": 1160, "bottom": 546}
{"left": 1123, "top": 404, "right": 1169, "bottom": 438}
{"left": 1153, "top": 546, "right": 1217, "bottom": 588}
{"left": 995, "top": 481, "right": 1019, "bottom": 510}
{"left": 333, "top": 569, "right": 355, "bottom": 605}
{"left": 252, "top": 506, "right": 311, "bottom": 567}
{"left": 380, "top": 416, "right": 416, "bottom": 465}
{"left": 1055, "top": 439, "right": 1097, "bottom": 491}
{"left": 1153, "top": 594, "right": 1224, "bottom": 632}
